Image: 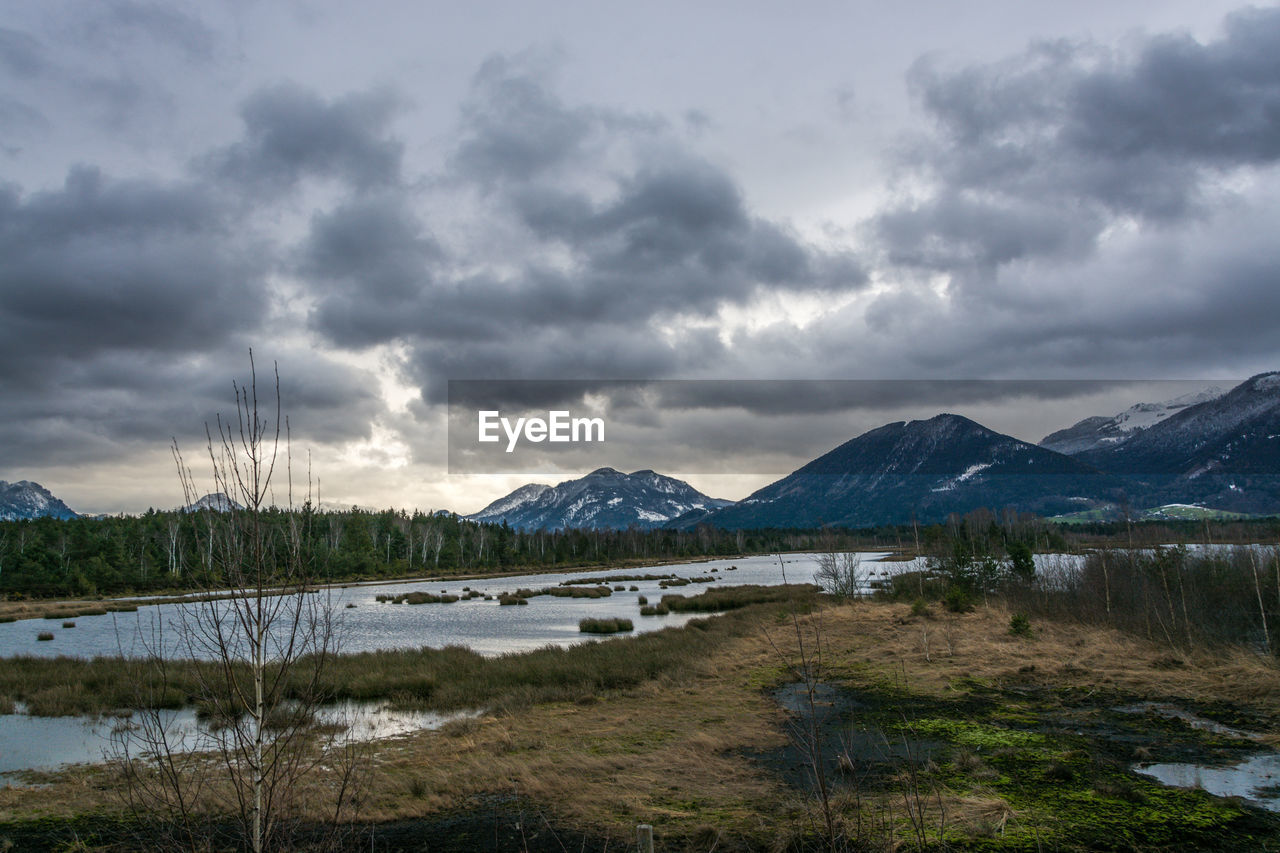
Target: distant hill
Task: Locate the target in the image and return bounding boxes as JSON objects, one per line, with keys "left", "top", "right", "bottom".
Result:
{"left": 689, "top": 414, "right": 1119, "bottom": 529}
{"left": 0, "top": 480, "right": 79, "bottom": 521}
{"left": 466, "top": 467, "right": 732, "bottom": 530}
{"left": 1039, "top": 386, "right": 1224, "bottom": 454}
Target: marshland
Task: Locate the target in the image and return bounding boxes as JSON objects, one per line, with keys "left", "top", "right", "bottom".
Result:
{"left": 4, "top": 516, "right": 1280, "bottom": 850}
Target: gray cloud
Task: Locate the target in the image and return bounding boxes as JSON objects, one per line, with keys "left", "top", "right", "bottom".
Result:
{"left": 212, "top": 84, "right": 404, "bottom": 194}
{"left": 0, "top": 165, "right": 265, "bottom": 381}
{"left": 882, "top": 8, "right": 1280, "bottom": 275}
{"left": 68, "top": 2, "right": 217, "bottom": 64}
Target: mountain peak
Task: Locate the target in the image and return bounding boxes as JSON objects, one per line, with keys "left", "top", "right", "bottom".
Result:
{"left": 0, "top": 479, "right": 79, "bottom": 521}
{"left": 467, "top": 468, "right": 730, "bottom": 530}
{"left": 696, "top": 415, "right": 1110, "bottom": 529}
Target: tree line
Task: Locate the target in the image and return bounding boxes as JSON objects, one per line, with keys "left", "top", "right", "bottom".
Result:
{"left": 0, "top": 507, "right": 889, "bottom": 599}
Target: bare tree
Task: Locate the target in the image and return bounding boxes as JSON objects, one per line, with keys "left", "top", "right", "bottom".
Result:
{"left": 115, "top": 355, "right": 360, "bottom": 851}
{"left": 814, "top": 537, "right": 864, "bottom": 600}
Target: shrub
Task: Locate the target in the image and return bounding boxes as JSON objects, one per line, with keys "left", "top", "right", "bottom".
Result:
{"left": 910, "top": 598, "right": 929, "bottom": 617}
{"left": 943, "top": 587, "right": 974, "bottom": 613}
{"left": 37, "top": 632, "right": 54, "bottom": 641}
{"left": 579, "top": 618, "right": 634, "bottom": 635}
{"left": 1009, "top": 613, "right": 1033, "bottom": 637}
{"left": 62, "top": 621, "right": 76, "bottom": 628}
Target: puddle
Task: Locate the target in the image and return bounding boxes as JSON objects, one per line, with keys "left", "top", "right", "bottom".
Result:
{"left": 0, "top": 701, "right": 477, "bottom": 784}
{"left": 1113, "top": 702, "right": 1280, "bottom": 812}
{"left": 1135, "top": 753, "right": 1280, "bottom": 813}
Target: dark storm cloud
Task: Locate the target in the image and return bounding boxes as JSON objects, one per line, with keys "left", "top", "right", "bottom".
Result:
{"left": 0, "top": 346, "right": 381, "bottom": 468}
{"left": 212, "top": 84, "right": 404, "bottom": 194}
{"left": 881, "top": 7, "right": 1280, "bottom": 273}
{"left": 0, "top": 165, "right": 266, "bottom": 382}
{"left": 305, "top": 56, "right": 865, "bottom": 395}
{"left": 0, "top": 77, "right": 407, "bottom": 469}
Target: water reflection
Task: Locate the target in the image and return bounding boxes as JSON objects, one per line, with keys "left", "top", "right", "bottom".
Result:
{"left": 1135, "top": 753, "right": 1280, "bottom": 812}
{"left": 0, "top": 701, "right": 474, "bottom": 782}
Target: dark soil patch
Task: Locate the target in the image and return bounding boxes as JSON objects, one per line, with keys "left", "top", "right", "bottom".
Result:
{"left": 0, "top": 796, "right": 615, "bottom": 852}
{"left": 747, "top": 681, "right": 959, "bottom": 791}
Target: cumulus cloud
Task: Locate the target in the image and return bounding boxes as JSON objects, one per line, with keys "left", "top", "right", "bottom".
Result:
{"left": 212, "top": 84, "right": 405, "bottom": 194}
{"left": 881, "top": 7, "right": 1280, "bottom": 274}
{"left": 303, "top": 55, "right": 866, "bottom": 405}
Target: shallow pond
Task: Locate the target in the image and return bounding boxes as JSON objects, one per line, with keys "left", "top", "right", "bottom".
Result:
{"left": 0, "top": 700, "right": 473, "bottom": 782}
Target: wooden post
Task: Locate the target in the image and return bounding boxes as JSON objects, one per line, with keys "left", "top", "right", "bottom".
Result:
{"left": 637, "top": 823, "right": 654, "bottom": 853}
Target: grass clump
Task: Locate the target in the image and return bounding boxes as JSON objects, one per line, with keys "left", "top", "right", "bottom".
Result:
{"left": 380, "top": 591, "right": 460, "bottom": 605}
{"left": 61, "top": 621, "right": 76, "bottom": 629}
{"left": 516, "top": 586, "right": 613, "bottom": 600}
{"left": 36, "top": 632, "right": 54, "bottom": 641}
{"left": 579, "top": 618, "right": 635, "bottom": 635}
{"left": 659, "top": 584, "right": 819, "bottom": 614}
{"left": 561, "top": 573, "right": 675, "bottom": 585}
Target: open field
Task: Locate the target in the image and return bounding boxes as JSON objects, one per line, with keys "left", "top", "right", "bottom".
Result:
{"left": 4, "top": 589, "right": 1280, "bottom": 851}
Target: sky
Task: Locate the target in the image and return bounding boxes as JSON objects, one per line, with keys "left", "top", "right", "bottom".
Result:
{"left": 2, "top": 0, "right": 1278, "bottom": 515}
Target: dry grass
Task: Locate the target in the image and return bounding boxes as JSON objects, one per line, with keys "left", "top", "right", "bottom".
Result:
{"left": 813, "top": 600, "right": 1280, "bottom": 714}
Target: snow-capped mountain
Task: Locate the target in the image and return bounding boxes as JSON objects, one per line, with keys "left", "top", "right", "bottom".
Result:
{"left": 183, "top": 492, "right": 242, "bottom": 512}
{"left": 466, "top": 468, "right": 732, "bottom": 530}
{"left": 468, "top": 483, "right": 551, "bottom": 521}
{"left": 688, "top": 414, "right": 1117, "bottom": 529}
{"left": 1039, "top": 386, "right": 1225, "bottom": 454}
{"left": 0, "top": 480, "right": 79, "bottom": 521}
{"left": 1073, "top": 372, "right": 1280, "bottom": 512}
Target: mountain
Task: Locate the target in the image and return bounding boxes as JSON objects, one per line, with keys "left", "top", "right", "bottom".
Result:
{"left": 0, "top": 480, "right": 79, "bottom": 521}
{"left": 184, "top": 492, "right": 242, "bottom": 512}
{"left": 1039, "top": 386, "right": 1224, "bottom": 454}
{"left": 466, "top": 468, "right": 732, "bottom": 530}
{"left": 1073, "top": 372, "right": 1280, "bottom": 512}
{"left": 689, "top": 414, "right": 1119, "bottom": 529}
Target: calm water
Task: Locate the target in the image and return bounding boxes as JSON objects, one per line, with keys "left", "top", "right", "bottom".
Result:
{"left": 0, "top": 701, "right": 474, "bottom": 780}
{"left": 0, "top": 552, "right": 863, "bottom": 660}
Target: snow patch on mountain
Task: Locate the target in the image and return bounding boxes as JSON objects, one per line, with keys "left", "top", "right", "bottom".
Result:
{"left": 1039, "top": 385, "right": 1225, "bottom": 455}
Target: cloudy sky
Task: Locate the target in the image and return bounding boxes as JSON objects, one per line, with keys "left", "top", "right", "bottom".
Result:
{"left": 2, "top": 0, "right": 1277, "bottom": 515}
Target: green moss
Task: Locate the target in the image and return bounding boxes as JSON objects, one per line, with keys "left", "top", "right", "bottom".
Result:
{"left": 906, "top": 718, "right": 1046, "bottom": 750}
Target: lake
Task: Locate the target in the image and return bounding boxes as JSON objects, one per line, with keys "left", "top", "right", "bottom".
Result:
{"left": 0, "top": 552, "right": 866, "bottom": 660}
